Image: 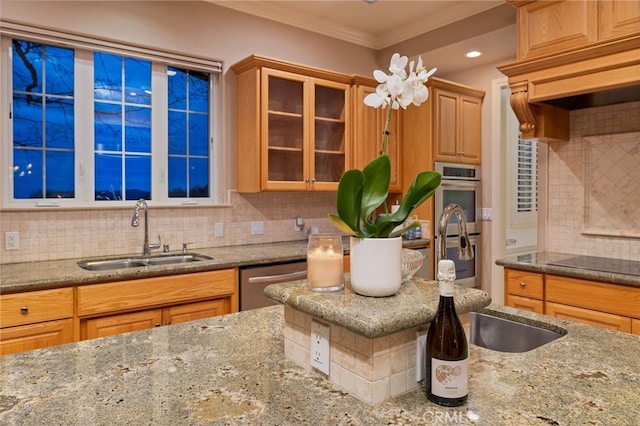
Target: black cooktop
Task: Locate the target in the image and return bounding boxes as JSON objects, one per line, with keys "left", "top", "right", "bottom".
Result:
{"left": 548, "top": 255, "right": 640, "bottom": 277}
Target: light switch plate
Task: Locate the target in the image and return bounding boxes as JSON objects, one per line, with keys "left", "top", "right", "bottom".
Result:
{"left": 214, "top": 222, "right": 224, "bottom": 237}
{"left": 250, "top": 221, "right": 264, "bottom": 235}
{"left": 310, "top": 320, "right": 330, "bottom": 375}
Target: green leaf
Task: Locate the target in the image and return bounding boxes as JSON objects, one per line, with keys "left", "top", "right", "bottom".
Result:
{"left": 328, "top": 214, "right": 358, "bottom": 236}
{"left": 334, "top": 169, "right": 365, "bottom": 236}
{"left": 360, "top": 155, "right": 391, "bottom": 227}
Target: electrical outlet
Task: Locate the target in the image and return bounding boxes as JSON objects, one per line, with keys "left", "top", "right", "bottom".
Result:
{"left": 481, "top": 208, "right": 493, "bottom": 220}
{"left": 5, "top": 231, "right": 19, "bottom": 250}
{"left": 250, "top": 221, "right": 264, "bottom": 235}
{"left": 214, "top": 222, "right": 224, "bottom": 237}
{"left": 310, "top": 320, "right": 330, "bottom": 375}
{"left": 416, "top": 329, "right": 427, "bottom": 382}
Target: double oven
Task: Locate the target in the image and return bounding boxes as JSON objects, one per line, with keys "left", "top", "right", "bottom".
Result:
{"left": 434, "top": 162, "right": 481, "bottom": 288}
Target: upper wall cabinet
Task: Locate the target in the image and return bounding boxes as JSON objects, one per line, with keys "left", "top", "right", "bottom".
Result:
{"left": 232, "top": 55, "right": 351, "bottom": 192}
{"left": 500, "top": 0, "right": 640, "bottom": 142}
{"left": 351, "top": 76, "right": 402, "bottom": 193}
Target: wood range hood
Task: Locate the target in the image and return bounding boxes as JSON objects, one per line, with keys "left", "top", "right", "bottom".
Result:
{"left": 497, "top": 0, "right": 640, "bottom": 143}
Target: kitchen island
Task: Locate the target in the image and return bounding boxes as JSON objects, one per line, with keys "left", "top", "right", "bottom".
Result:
{"left": 1, "top": 301, "right": 639, "bottom": 425}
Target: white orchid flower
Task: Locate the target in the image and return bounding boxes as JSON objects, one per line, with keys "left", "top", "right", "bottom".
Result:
{"left": 388, "top": 53, "right": 408, "bottom": 79}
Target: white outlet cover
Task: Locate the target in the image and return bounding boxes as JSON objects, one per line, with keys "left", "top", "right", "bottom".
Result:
{"left": 251, "top": 221, "right": 264, "bottom": 235}
{"left": 5, "top": 231, "right": 19, "bottom": 250}
{"left": 310, "top": 320, "right": 330, "bottom": 375}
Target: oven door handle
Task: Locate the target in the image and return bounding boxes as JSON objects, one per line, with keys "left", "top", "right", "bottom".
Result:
{"left": 247, "top": 270, "right": 308, "bottom": 284}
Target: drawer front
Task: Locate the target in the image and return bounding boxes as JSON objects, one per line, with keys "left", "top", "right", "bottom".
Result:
{"left": 1, "top": 288, "right": 74, "bottom": 327}
{"left": 77, "top": 269, "right": 236, "bottom": 316}
{"left": 505, "top": 269, "right": 544, "bottom": 299}
{"left": 546, "top": 301, "right": 632, "bottom": 333}
{"left": 0, "top": 318, "right": 74, "bottom": 355}
{"left": 546, "top": 275, "right": 640, "bottom": 319}
{"left": 505, "top": 294, "right": 544, "bottom": 314}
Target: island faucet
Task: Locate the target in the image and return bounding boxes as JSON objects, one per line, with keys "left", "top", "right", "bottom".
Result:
{"left": 131, "top": 198, "right": 161, "bottom": 256}
{"left": 438, "top": 203, "right": 474, "bottom": 261}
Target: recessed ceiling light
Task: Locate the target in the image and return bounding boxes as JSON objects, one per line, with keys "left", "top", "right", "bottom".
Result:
{"left": 466, "top": 50, "right": 482, "bottom": 58}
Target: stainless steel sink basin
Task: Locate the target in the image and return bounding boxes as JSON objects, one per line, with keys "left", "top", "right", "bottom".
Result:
{"left": 78, "top": 253, "right": 212, "bottom": 271}
{"left": 469, "top": 311, "right": 566, "bottom": 353}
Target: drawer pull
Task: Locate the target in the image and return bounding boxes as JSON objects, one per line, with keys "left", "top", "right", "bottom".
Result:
{"left": 20, "top": 306, "right": 29, "bottom": 314}
{"left": 155, "top": 323, "right": 161, "bottom": 327}
{"left": 519, "top": 282, "right": 526, "bottom": 288}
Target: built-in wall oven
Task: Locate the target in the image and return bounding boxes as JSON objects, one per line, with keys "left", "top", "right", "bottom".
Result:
{"left": 434, "top": 162, "right": 481, "bottom": 288}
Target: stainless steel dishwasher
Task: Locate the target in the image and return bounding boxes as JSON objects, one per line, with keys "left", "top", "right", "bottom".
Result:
{"left": 239, "top": 261, "right": 307, "bottom": 311}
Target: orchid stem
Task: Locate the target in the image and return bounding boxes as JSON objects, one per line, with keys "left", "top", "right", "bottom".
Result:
{"left": 379, "top": 104, "right": 393, "bottom": 156}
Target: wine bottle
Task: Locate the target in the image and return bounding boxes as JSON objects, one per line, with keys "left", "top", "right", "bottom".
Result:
{"left": 425, "top": 259, "right": 469, "bottom": 407}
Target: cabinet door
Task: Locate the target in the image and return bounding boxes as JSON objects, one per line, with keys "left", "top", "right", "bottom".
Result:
{"left": 515, "top": 0, "right": 598, "bottom": 59}
{"left": 633, "top": 319, "right": 640, "bottom": 336}
{"left": 311, "top": 79, "right": 349, "bottom": 191}
{"left": 546, "top": 301, "right": 632, "bottom": 333}
{"left": 351, "top": 84, "right": 401, "bottom": 192}
{"left": 458, "top": 95, "right": 482, "bottom": 164}
{"left": 0, "top": 319, "right": 74, "bottom": 355}
{"left": 505, "top": 294, "right": 544, "bottom": 314}
{"left": 433, "top": 88, "right": 459, "bottom": 163}
{"left": 164, "top": 299, "right": 232, "bottom": 325}
{"left": 598, "top": 0, "right": 640, "bottom": 41}
{"left": 84, "top": 310, "right": 163, "bottom": 340}
{"left": 261, "top": 68, "right": 309, "bottom": 190}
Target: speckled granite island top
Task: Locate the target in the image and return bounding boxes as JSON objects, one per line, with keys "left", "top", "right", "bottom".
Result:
{"left": 264, "top": 277, "right": 491, "bottom": 337}
{"left": 2, "top": 304, "right": 639, "bottom": 425}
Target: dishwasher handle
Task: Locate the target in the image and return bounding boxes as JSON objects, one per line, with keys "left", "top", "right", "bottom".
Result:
{"left": 247, "top": 270, "right": 307, "bottom": 284}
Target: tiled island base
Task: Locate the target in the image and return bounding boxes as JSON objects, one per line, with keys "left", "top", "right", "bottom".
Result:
{"left": 283, "top": 306, "right": 424, "bottom": 405}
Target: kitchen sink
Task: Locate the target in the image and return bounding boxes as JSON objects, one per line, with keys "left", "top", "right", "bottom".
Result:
{"left": 77, "top": 253, "right": 213, "bottom": 271}
{"left": 469, "top": 311, "right": 566, "bottom": 353}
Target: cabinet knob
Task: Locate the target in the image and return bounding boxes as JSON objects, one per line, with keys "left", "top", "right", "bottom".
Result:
{"left": 457, "top": 151, "right": 465, "bottom": 156}
{"left": 166, "top": 320, "right": 171, "bottom": 325}
{"left": 519, "top": 281, "right": 526, "bottom": 288}
{"left": 20, "top": 306, "right": 29, "bottom": 314}
{"left": 155, "top": 323, "right": 161, "bottom": 327}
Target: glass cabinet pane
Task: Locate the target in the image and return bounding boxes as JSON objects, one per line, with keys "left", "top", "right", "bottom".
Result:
{"left": 313, "top": 84, "right": 346, "bottom": 183}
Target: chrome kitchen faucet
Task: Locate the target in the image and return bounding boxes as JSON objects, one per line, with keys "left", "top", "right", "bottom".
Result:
{"left": 131, "top": 198, "right": 161, "bottom": 256}
{"left": 438, "top": 203, "right": 474, "bottom": 261}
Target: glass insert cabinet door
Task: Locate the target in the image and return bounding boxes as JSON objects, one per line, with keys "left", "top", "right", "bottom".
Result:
{"left": 261, "top": 68, "right": 348, "bottom": 191}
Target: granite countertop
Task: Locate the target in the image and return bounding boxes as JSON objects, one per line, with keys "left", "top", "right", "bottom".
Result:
{"left": 1, "top": 304, "right": 639, "bottom": 425}
{"left": 496, "top": 251, "right": 640, "bottom": 288}
{"left": 0, "top": 238, "right": 430, "bottom": 294}
{"left": 265, "top": 277, "right": 491, "bottom": 337}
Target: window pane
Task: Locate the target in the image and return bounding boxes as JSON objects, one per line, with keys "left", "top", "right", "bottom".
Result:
{"left": 95, "top": 153, "right": 122, "bottom": 201}
{"left": 189, "top": 157, "right": 209, "bottom": 198}
{"left": 125, "top": 57, "right": 151, "bottom": 105}
{"left": 46, "top": 97, "right": 74, "bottom": 149}
{"left": 189, "top": 71, "right": 209, "bottom": 113}
{"left": 95, "top": 102, "right": 123, "bottom": 151}
{"left": 46, "top": 46, "right": 74, "bottom": 96}
{"left": 94, "top": 52, "right": 122, "bottom": 101}
{"left": 13, "top": 149, "right": 43, "bottom": 199}
{"left": 168, "top": 157, "right": 187, "bottom": 197}
{"left": 125, "top": 154, "right": 151, "bottom": 200}
{"left": 12, "top": 40, "right": 43, "bottom": 93}
{"left": 189, "top": 113, "right": 208, "bottom": 156}
{"left": 125, "top": 106, "right": 151, "bottom": 153}
{"left": 46, "top": 150, "right": 74, "bottom": 198}
{"left": 168, "top": 111, "right": 186, "bottom": 155}
{"left": 13, "top": 93, "right": 43, "bottom": 148}
{"left": 168, "top": 67, "right": 186, "bottom": 110}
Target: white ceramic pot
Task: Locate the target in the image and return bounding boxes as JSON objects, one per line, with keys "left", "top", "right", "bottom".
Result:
{"left": 349, "top": 236, "right": 402, "bottom": 297}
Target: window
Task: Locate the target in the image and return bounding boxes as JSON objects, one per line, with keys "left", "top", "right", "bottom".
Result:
{"left": 1, "top": 25, "right": 223, "bottom": 208}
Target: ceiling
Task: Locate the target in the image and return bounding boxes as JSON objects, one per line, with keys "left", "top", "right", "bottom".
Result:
{"left": 208, "top": 0, "right": 517, "bottom": 75}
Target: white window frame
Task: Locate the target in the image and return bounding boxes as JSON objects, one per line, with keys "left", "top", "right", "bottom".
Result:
{"left": 0, "top": 22, "right": 225, "bottom": 209}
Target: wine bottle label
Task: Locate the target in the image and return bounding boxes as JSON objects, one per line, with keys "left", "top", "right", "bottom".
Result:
{"left": 430, "top": 357, "right": 468, "bottom": 399}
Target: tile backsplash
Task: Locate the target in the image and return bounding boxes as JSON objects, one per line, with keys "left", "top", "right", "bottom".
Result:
{"left": 546, "top": 101, "right": 640, "bottom": 260}
{"left": 0, "top": 192, "right": 338, "bottom": 264}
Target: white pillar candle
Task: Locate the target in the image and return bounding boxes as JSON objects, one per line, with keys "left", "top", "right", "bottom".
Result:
{"left": 307, "top": 248, "right": 343, "bottom": 288}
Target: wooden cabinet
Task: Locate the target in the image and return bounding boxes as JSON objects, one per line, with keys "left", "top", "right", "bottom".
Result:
{"left": 504, "top": 268, "right": 544, "bottom": 314}
{"left": 233, "top": 55, "right": 351, "bottom": 192}
{"left": 0, "top": 288, "right": 74, "bottom": 355}
{"left": 78, "top": 269, "right": 237, "bottom": 340}
{"left": 432, "top": 84, "right": 483, "bottom": 165}
{"left": 503, "top": 268, "right": 640, "bottom": 335}
{"left": 351, "top": 76, "right": 402, "bottom": 192}
{"left": 512, "top": 0, "right": 640, "bottom": 60}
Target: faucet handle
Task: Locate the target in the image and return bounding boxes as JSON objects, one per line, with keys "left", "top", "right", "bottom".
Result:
{"left": 182, "top": 242, "right": 194, "bottom": 253}
{"left": 148, "top": 234, "right": 162, "bottom": 251}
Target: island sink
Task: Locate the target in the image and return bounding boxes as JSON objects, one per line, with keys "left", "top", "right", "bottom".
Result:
{"left": 77, "top": 253, "right": 212, "bottom": 271}
{"left": 469, "top": 311, "right": 566, "bottom": 353}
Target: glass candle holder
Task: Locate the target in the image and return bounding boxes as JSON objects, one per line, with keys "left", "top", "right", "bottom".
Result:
{"left": 306, "top": 234, "right": 344, "bottom": 292}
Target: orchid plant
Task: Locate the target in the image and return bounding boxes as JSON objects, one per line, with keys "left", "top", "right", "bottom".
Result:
{"left": 329, "top": 53, "right": 442, "bottom": 238}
